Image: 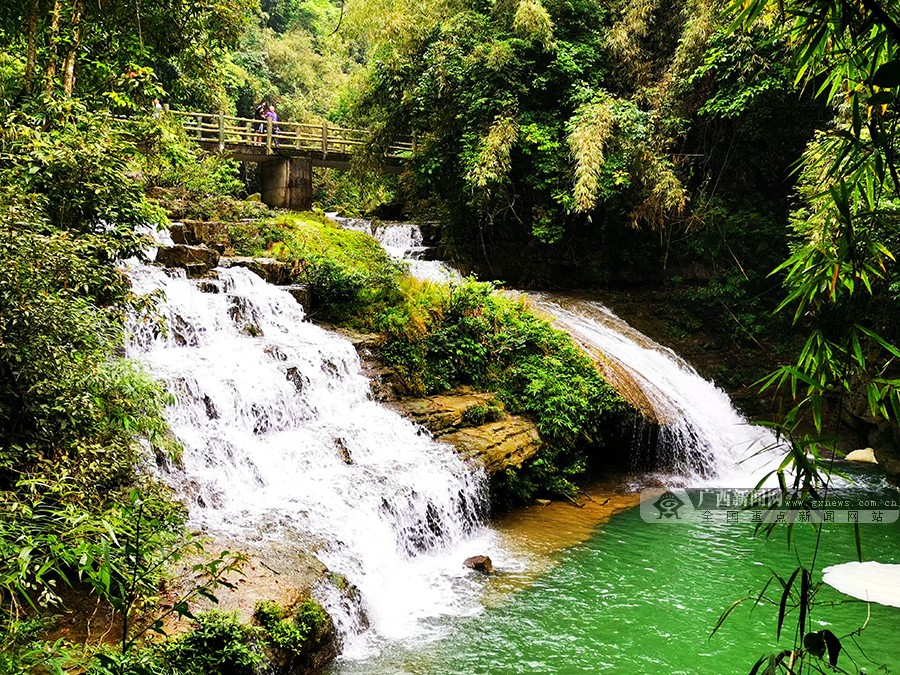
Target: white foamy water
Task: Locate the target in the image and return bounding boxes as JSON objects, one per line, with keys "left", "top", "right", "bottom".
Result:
{"left": 527, "top": 294, "right": 783, "bottom": 485}
{"left": 332, "top": 216, "right": 460, "bottom": 283}
{"left": 125, "top": 262, "right": 511, "bottom": 657}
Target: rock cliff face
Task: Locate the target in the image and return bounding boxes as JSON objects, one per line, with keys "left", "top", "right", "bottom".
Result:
{"left": 397, "top": 389, "right": 542, "bottom": 477}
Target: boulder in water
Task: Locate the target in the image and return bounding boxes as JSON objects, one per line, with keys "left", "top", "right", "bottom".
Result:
{"left": 220, "top": 256, "right": 291, "bottom": 285}
{"left": 845, "top": 447, "right": 878, "bottom": 463}
{"left": 464, "top": 555, "right": 493, "bottom": 574}
{"left": 156, "top": 244, "right": 219, "bottom": 275}
{"left": 285, "top": 283, "right": 312, "bottom": 309}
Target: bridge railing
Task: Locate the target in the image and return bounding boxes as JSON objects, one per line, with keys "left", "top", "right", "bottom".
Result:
{"left": 170, "top": 110, "right": 414, "bottom": 160}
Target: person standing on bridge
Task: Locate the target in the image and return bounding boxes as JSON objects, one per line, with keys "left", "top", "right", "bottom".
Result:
{"left": 265, "top": 104, "right": 280, "bottom": 146}
{"left": 254, "top": 102, "right": 267, "bottom": 144}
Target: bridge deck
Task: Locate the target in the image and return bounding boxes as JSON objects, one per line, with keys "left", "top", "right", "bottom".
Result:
{"left": 173, "top": 110, "right": 410, "bottom": 170}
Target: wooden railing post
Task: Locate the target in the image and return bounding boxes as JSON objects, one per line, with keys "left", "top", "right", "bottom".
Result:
{"left": 321, "top": 123, "right": 328, "bottom": 158}
{"left": 218, "top": 111, "right": 225, "bottom": 150}
{"left": 412, "top": 132, "right": 418, "bottom": 154}
{"left": 266, "top": 117, "right": 273, "bottom": 154}
{"left": 195, "top": 113, "right": 202, "bottom": 139}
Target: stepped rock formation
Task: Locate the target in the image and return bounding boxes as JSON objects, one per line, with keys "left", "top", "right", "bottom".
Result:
{"left": 397, "top": 389, "right": 542, "bottom": 476}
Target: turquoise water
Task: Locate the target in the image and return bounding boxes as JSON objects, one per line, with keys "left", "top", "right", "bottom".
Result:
{"left": 336, "top": 487, "right": 900, "bottom": 674}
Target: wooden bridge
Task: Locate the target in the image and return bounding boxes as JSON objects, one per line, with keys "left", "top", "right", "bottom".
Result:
{"left": 170, "top": 110, "right": 414, "bottom": 210}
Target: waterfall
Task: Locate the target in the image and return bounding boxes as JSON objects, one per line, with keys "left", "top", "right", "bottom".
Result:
{"left": 125, "top": 262, "right": 503, "bottom": 657}
{"left": 526, "top": 295, "right": 782, "bottom": 484}
{"left": 332, "top": 217, "right": 781, "bottom": 485}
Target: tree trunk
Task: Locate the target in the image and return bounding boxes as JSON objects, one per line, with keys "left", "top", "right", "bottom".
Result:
{"left": 24, "top": 0, "right": 39, "bottom": 91}
{"left": 44, "top": 0, "right": 61, "bottom": 94}
{"left": 62, "top": 0, "right": 84, "bottom": 97}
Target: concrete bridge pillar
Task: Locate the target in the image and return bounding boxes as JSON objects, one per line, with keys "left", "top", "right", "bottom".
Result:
{"left": 259, "top": 157, "right": 312, "bottom": 211}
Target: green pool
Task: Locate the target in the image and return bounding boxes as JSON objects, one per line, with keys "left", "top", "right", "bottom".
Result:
{"left": 336, "top": 485, "right": 900, "bottom": 674}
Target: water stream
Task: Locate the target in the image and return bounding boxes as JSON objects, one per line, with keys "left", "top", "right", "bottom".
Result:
{"left": 125, "top": 260, "right": 511, "bottom": 656}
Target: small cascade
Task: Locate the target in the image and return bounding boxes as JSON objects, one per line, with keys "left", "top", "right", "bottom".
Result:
{"left": 528, "top": 294, "right": 782, "bottom": 483}
{"left": 332, "top": 216, "right": 459, "bottom": 283}
{"left": 126, "top": 262, "right": 503, "bottom": 656}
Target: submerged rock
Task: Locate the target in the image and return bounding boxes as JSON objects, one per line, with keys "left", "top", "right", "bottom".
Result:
{"left": 464, "top": 555, "right": 493, "bottom": 574}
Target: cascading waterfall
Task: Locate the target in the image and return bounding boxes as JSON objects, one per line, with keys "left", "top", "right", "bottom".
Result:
{"left": 125, "top": 261, "right": 505, "bottom": 657}
{"left": 336, "top": 217, "right": 782, "bottom": 485}
{"left": 526, "top": 295, "right": 782, "bottom": 484}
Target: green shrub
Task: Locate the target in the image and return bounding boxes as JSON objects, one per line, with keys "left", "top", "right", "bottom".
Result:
{"left": 228, "top": 212, "right": 405, "bottom": 320}
{"left": 166, "top": 611, "right": 263, "bottom": 675}
{"left": 461, "top": 401, "right": 505, "bottom": 426}
{"left": 253, "top": 598, "right": 330, "bottom": 657}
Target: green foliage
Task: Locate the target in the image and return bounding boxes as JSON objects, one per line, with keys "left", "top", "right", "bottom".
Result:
{"left": 461, "top": 401, "right": 505, "bottom": 426}
{"left": 234, "top": 213, "right": 405, "bottom": 320}
{"left": 128, "top": 116, "right": 243, "bottom": 198}
{"left": 0, "top": 0, "right": 255, "bottom": 108}
{"left": 371, "top": 280, "right": 629, "bottom": 501}
{"left": 0, "top": 615, "right": 69, "bottom": 675}
{"left": 0, "top": 103, "right": 175, "bottom": 489}
{"left": 158, "top": 611, "right": 264, "bottom": 675}
{"left": 711, "top": 3, "right": 900, "bottom": 672}
{"left": 253, "top": 598, "right": 329, "bottom": 657}
{"left": 0, "top": 97, "right": 243, "bottom": 673}
{"left": 89, "top": 611, "right": 264, "bottom": 675}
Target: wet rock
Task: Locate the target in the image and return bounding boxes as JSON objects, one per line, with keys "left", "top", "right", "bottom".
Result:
{"left": 175, "top": 219, "right": 231, "bottom": 248}
{"left": 266, "top": 344, "right": 288, "bottom": 361}
{"left": 227, "top": 295, "right": 263, "bottom": 337}
{"left": 405, "top": 246, "right": 441, "bottom": 261}
{"left": 874, "top": 446, "right": 900, "bottom": 483}
{"left": 169, "top": 222, "right": 190, "bottom": 245}
{"left": 464, "top": 555, "right": 493, "bottom": 574}
{"left": 443, "top": 418, "right": 542, "bottom": 476}
{"left": 334, "top": 437, "right": 353, "bottom": 465}
{"left": 156, "top": 244, "right": 219, "bottom": 275}
{"left": 419, "top": 221, "right": 443, "bottom": 246}
{"left": 285, "top": 283, "right": 312, "bottom": 309}
{"left": 845, "top": 447, "right": 878, "bottom": 463}
{"left": 197, "top": 279, "right": 220, "bottom": 293}
{"left": 220, "top": 256, "right": 291, "bottom": 285}
{"left": 286, "top": 366, "right": 307, "bottom": 392}
{"left": 535, "top": 498, "right": 551, "bottom": 506}
{"left": 170, "top": 313, "right": 199, "bottom": 347}
{"left": 203, "top": 395, "right": 219, "bottom": 420}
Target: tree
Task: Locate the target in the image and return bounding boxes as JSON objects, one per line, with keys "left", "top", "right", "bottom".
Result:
{"left": 0, "top": 0, "right": 258, "bottom": 107}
